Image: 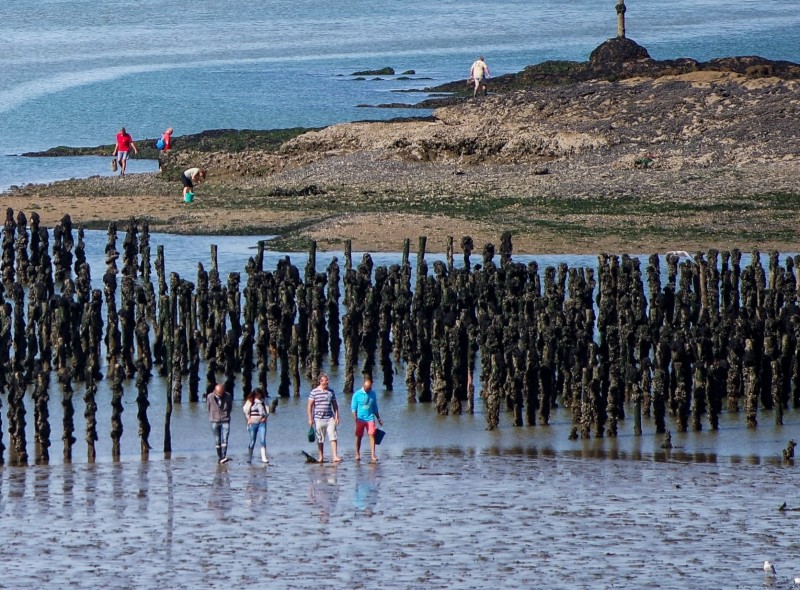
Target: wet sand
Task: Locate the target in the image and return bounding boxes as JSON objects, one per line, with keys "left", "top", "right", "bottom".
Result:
{"left": 0, "top": 452, "right": 795, "bottom": 589}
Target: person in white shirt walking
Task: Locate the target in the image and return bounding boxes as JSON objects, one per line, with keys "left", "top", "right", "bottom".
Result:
{"left": 469, "top": 56, "right": 491, "bottom": 97}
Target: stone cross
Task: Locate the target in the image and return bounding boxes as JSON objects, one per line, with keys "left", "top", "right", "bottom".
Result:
{"left": 616, "top": 0, "right": 626, "bottom": 38}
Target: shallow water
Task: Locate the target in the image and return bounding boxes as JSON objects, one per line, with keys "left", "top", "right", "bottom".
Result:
{"left": 0, "top": 453, "right": 797, "bottom": 589}
{"left": 4, "top": 230, "right": 798, "bottom": 467}
{"left": 0, "top": 155, "right": 159, "bottom": 192}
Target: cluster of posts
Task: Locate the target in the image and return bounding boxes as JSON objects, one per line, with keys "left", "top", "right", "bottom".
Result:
{"left": 1, "top": 208, "right": 799, "bottom": 464}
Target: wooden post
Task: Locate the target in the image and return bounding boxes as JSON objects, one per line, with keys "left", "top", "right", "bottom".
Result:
{"left": 616, "top": 0, "right": 626, "bottom": 38}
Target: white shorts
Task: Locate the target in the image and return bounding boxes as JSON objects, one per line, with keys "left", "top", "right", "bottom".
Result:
{"left": 314, "top": 417, "right": 338, "bottom": 442}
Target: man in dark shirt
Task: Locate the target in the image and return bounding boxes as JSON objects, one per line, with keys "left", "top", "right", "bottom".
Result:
{"left": 207, "top": 383, "right": 233, "bottom": 464}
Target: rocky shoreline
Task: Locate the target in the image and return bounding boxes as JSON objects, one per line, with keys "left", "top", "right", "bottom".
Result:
{"left": 6, "top": 43, "right": 800, "bottom": 254}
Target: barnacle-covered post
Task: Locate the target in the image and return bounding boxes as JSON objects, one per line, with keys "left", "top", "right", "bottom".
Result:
{"left": 59, "top": 214, "right": 75, "bottom": 282}
{"left": 135, "top": 359, "right": 151, "bottom": 456}
{"left": 327, "top": 257, "right": 342, "bottom": 365}
{"left": 139, "top": 223, "right": 157, "bottom": 320}
{"left": 32, "top": 363, "right": 51, "bottom": 463}
{"left": 61, "top": 376, "right": 76, "bottom": 462}
{"left": 109, "top": 360, "right": 124, "bottom": 460}
{"left": 378, "top": 266, "right": 394, "bottom": 390}
{"left": 14, "top": 211, "right": 29, "bottom": 287}
{"left": 308, "top": 272, "right": 328, "bottom": 384}
{"left": 360, "top": 255, "right": 379, "bottom": 381}
{"left": 743, "top": 338, "right": 759, "bottom": 428}
{"left": 2, "top": 208, "right": 17, "bottom": 290}
{"left": 8, "top": 372, "right": 28, "bottom": 464}
{"left": 84, "top": 368, "right": 98, "bottom": 462}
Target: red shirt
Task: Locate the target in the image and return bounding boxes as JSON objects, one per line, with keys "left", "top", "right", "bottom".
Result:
{"left": 162, "top": 130, "right": 172, "bottom": 151}
{"left": 116, "top": 132, "right": 133, "bottom": 152}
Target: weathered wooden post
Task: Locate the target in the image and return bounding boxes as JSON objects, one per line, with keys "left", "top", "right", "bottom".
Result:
{"left": 616, "top": 0, "right": 626, "bottom": 39}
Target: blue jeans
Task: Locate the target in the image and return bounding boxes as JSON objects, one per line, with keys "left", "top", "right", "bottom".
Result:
{"left": 211, "top": 421, "right": 230, "bottom": 459}
{"left": 248, "top": 421, "right": 267, "bottom": 450}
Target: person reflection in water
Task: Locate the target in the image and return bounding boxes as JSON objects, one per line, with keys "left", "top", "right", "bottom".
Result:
{"left": 208, "top": 465, "right": 232, "bottom": 521}
{"left": 308, "top": 471, "right": 340, "bottom": 524}
{"left": 353, "top": 463, "right": 380, "bottom": 516}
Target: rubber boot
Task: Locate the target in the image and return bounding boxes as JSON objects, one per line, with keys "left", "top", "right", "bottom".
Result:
{"left": 248, "top": 447, "right": 254, "bottom": 464}
{"left": 261, "top": 448, "right": 269, "bottom": 464}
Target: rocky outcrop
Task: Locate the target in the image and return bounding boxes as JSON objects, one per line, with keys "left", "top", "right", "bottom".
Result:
{"left": 278, "top": 72, "right": 800, "bottom": 169}
{"left": 589, "top": 37, "right": 651, "bottom": 65}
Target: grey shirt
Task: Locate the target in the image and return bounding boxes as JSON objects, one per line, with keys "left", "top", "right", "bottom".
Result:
{"left": 207, "top": 391, "right": 233, "bottom": 422}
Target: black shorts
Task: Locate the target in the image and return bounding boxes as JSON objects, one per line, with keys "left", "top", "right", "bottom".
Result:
{"left": 180, "top": 173, "right": 193, "bottom": 189}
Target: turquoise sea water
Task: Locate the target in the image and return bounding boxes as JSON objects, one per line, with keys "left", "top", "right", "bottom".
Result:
{"left": 1, "top": 0, "right": 800, "bottom": 190}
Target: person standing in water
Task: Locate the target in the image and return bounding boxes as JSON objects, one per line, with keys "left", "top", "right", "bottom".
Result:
{"left": 180, "top": 167, "right": 206, "bottom": 199}
{"left": 351, "top": 376, "right": 382, "bottom": 462}
{"left": 243, "top": 388, "right": 270, "bottom": 464}
{"left": 207, "top": 383, "right": 233, "bottom": 464}
{"left": 307, "top": 373, "right": 342, "bottom": 463}
{"left": 469, "top": 56, "right": 491, "bottom": 97}
{"left": 112, "top": 127, "right": 138, "bottom": 176}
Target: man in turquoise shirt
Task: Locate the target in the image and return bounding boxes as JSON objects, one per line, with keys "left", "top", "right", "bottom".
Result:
{"left": 351, "top": 376, "right": 383, "bottom": 462}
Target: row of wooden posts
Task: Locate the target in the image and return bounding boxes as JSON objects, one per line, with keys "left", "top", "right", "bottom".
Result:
{"left": 1, "top": 208, "right": 800, "bottom": 464}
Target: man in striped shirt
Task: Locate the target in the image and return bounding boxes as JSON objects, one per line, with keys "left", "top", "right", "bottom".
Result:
{"left": 307, "top": 373, "right": 342, "bottom": 463}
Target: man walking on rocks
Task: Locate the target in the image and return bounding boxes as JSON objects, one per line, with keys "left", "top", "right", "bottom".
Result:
{"left": 207, "top": 383, "right": 233, "bottom": 464}
{"left": 469, "top": 56, "right": 491, "bottom": 97}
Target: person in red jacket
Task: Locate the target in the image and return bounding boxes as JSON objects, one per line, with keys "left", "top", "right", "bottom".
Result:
{"left": 112, "top": 127, "right": 138, "bottom": 176}
{"left": 158, "top": 127, "right": 173, "bottom": 170}
{"left": 160, "top": 127, "right": 173, "bottom": 152}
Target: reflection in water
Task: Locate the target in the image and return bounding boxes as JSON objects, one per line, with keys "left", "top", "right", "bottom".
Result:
{"left": 136, "top": 462, "right": 149, "bottom": 515}
{"left": 308, "top": 468, "right": 340, "bottom": 524}
{"left": 0, "top": 452, "right": 797, "bottom": 587}
{"left": 164, "top": 462, "right": 175, "bottom": 558}
{"left": 208, "top": 465, "right": 232, "bottom": 521}
{"left": 61, "top": 464, "right": 75, "bottom": 519}
{"left": 34, "top": 466, "right": 50, "bottom": 516}
{"left": 245, "top": 467, "right": 269, "bottom": 510}
{"left": 84, "top": 464, "right": 97, "bottom": 515}
{"left": 8, "top": 469, "right": 27, "bottom": 521}
{"left": 112, "top": 463, "right": 125, "bottom": 519}
{"left": 352, "top": 463, "right": 379, "bottom": 516}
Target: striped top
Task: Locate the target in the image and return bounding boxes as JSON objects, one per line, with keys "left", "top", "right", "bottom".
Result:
{"left": 309, "top": 386, "right": 337, "bottom": 419}
{"left": 244, "top": 399, "right": 268, "bottom": 422}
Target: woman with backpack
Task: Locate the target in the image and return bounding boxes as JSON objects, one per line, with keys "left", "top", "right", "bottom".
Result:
{"left": 157, "top": 127, "right": 173, "bottom": 170}
{"left": 157, "top": 127, "right": 173, "bottom": 152}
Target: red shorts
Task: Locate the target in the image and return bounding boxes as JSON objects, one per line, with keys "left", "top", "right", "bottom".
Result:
{"left": 355, "top": 419, "right": 377, "bottom": 437}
